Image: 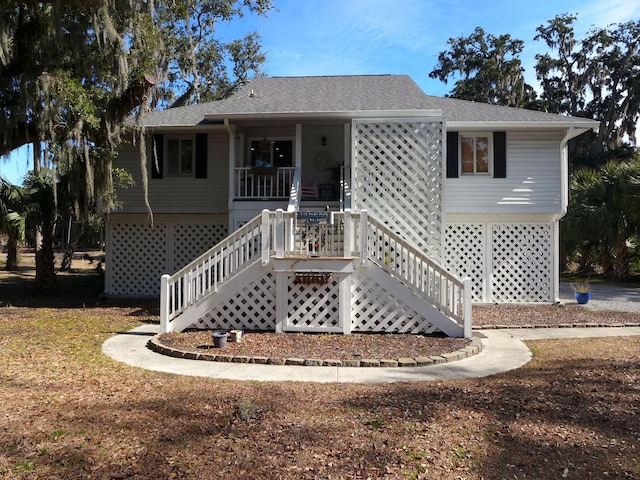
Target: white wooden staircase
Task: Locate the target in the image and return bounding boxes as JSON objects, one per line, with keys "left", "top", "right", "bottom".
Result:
{"left": 160, "top": 209, "right": 472, "bottom": 338}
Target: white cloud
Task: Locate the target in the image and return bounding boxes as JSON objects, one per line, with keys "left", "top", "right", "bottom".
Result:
{"left": 576, "top": 0, "right": 640, "bottom": 29}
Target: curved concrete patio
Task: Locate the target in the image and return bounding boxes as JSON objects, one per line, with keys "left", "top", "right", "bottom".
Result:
{"left": 102, "top": 323, "right": 640, "bottom": 383}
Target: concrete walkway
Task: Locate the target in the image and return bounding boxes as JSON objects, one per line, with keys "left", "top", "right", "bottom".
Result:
{"left": 102, "top": 324, "right": 640, "bottom": 384}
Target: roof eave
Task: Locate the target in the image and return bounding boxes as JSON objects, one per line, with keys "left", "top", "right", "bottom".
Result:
{"left": 448, "top": 120, "right": 599, "bottom": 132}
{"left": 204, "top": 109, "right": 444, "bottom": 121}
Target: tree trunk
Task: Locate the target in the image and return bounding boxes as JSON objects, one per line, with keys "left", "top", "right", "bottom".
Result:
{"left": 37, "top": 230, "right": 57, "bottom": 294}
{"left": 612, "top": 237, "right": 630, "bottom": 279}
{"left": 5, "top": 235, "right": 19, "bottom": 271}
{"left": 33, "top": 143, "right": 43, "bottom": 281}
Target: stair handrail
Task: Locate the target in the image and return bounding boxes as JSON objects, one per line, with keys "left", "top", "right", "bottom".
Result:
{"left": 363, "top": 212, "right": 471, "bottom": 333}
{"left": 161, "top": 214, "right": 264, "bottom": 331}
{"left": 340, "top": 166, "right": 352, "bottom": 211}
{"left": 287, "top": 167, "right": 301, "bottom": 213}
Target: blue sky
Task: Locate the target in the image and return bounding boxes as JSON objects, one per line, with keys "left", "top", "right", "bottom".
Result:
{"left": 2, "top": 0, "right": 639, "bottom": 185}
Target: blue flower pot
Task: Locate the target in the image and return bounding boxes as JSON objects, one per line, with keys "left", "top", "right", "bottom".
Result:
{"left": 575, "top": 292, "right": 591, "bottom": 304}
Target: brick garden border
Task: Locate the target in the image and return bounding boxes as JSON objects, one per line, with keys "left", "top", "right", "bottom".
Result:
{"left": 147, "top": 335, "right": 483, "bottom": 368}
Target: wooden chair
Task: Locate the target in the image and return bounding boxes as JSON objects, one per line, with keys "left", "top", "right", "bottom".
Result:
{"left": 300, "top": 177, "right": 319, "bottom": 200}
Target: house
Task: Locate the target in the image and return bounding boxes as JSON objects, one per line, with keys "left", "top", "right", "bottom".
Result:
{"left": 106, "top": 75, "right": 598, "bottom": 337}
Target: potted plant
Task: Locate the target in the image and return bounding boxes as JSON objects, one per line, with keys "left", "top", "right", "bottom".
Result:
{"left": 570, "top": 280, "right": 591, "bottom": 304}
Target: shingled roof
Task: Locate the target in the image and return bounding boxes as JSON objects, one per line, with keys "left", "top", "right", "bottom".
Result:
{"left": 143, "top": 75, "right": 598, "bottom": 130}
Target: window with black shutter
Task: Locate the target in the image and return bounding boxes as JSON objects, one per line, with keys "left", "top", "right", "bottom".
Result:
{"left": 152, "top": 134, "right": 208, "bottom": 178}
{"left": 446, "top": 131, "right": 506, "bottom": 178}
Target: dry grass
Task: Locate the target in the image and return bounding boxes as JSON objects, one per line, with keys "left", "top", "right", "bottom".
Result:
{"left": 0, "top": 257, "right": 639, "bottom": 479}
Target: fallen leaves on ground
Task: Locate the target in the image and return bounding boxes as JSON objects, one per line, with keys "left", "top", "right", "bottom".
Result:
{"left": 0, "top": 260, "right": 639, "bottom": 479}
{"left": 1, "top": 304, "right": 639, "bottom": 479}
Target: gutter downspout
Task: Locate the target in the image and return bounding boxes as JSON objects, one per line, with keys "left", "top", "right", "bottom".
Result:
{"left": 555, "top": 126, "right": 575, "bottom": 223}
{"left": 224, "top": 119, "right": 236, "bottom": 231}
{"left": 552, "top": 127, "right": 575, "bottom": 303}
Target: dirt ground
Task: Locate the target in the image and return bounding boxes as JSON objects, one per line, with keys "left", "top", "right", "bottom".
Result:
{"left": 1, "top": 251, "right": 639, "bottom": 479}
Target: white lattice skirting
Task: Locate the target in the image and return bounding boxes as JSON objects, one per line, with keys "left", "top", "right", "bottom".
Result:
{"left": 284, "top": 274, "right": 343, "bottom": 332}
{"left": 445, "top": 221, "right": 553, "bottom": 303}
{"left": 180, "top": 265, "right": 449, "bottom": 335}
{"left": 106, "top": 218, "right": 228, "bottom": 296}
{"left": 351, "top": 267, "right": 441, "bottom": 334}
{"left": 196, "top": 271, "right": 277, "bottom": 331}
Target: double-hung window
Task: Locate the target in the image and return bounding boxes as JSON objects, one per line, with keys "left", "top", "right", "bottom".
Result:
{"left": 167, "top": 137, "right": 194, "bottom": 176}
{"left": 151, "top": 133, "right": 207, "bottom": 179}
{"left": 460, "top": 134, "right": 490, "bottom": 175}
{"left": 446, "top": 131, "right": 506, "bottom": 179}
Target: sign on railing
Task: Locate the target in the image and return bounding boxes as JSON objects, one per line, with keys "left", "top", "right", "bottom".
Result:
{"left": 296, "top": 211, "right": 329, "bottom": 225}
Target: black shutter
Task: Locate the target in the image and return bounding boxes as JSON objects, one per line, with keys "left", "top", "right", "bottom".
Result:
{"left": 493, "top": 131, "right": 506, "bottom": 178}
{"left": 151, "top": 134, "right": 163, "bottom": 179}
{"left": 446, "top": 131, "right": 459, "bottom": 178}
{"left": 195, "top": 133, "right": 207, "bottom": 179}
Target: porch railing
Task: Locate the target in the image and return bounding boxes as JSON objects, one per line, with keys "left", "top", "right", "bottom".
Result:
{"left": 162, "top": 208, "right": 471, "bottom": 335}
{"left": 234, "top": 167, "right": 295, "bottom": 199}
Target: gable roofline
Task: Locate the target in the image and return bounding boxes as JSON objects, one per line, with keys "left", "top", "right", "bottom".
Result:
{"left": 139, "top": 74, "right": 600, "bottom": 131}
{"left": 205, "top": 109, "right": 444, "bottom": 121}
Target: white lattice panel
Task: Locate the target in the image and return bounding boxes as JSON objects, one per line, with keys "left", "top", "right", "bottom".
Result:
{"left": 353, "top": 119, "right": 444, "bottom": 260}
{"left": 109, "top": 223, "right": 167, "bottom": 295}
{"left": 491, "top": 223, "right": 552, "bottom": 302}
{"left": 351, "top": 268, "right": 439, "bottom": 334}
{"left": 173, "top": 223, "right": 228, "bottom": 270}
{"left": 445, "top": 223, "right": 485, "bottom": 302}
{"left": 285, "top": 275, "right": 342, "bottom": 332}
{"left": 196, "top": 272, "right": 276, "bottom": 331}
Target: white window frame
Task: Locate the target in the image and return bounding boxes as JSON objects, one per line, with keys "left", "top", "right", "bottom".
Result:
{"left": 460, "top": 132, "right": 492, "bottom": 176}
{"left": 166, "top": 136, "right": 195, "bottom": 177}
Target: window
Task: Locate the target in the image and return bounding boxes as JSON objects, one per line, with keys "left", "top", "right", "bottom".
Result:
{"left": 151, "top": 133, "right": 207, "bottom": 179}
{"left": 446, "top": 131, "right": 506, "bottom": 179}
{"left": 461, "top": 134, "right": 490, "bottom": 174}
{"left": 167, "top": 138, "right": 194, "bottom": 176}
{"left": 249, "top": 139, "right": 293, "bottom": 168}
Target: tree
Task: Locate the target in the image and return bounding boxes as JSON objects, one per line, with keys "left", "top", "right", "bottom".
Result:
{"left": 535, "top": 14, "right": 640, "bottom": 155}
{"left": 0, "top": 0, "right": 272, "bottom": 208}
{"left": 23, "top": 174, "right": 58, "bottom": 292}
{"left": 0, "top": 0, "right": 272, "bottom": 290}
{"left": 562, "top": 158, "right": 640, "bottom": 278}
{"left": 429, "top": 27, "right": 537, "bottom": 107}
{"left": 534, "top": 13, "right": 588, "bottom": 117}
{"left": 0, "top": 178, "right": 26, "bottom": 271}
{"left": 583, "top": 20, "right": 640, "bottom": 151}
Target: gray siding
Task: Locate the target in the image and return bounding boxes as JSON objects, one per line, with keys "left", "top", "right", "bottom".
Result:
{"left": 114, "top": 131, "right": 229, "bottom": 214}
{"left": 444, "top": 131, "right": 563, "bottom": 214}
